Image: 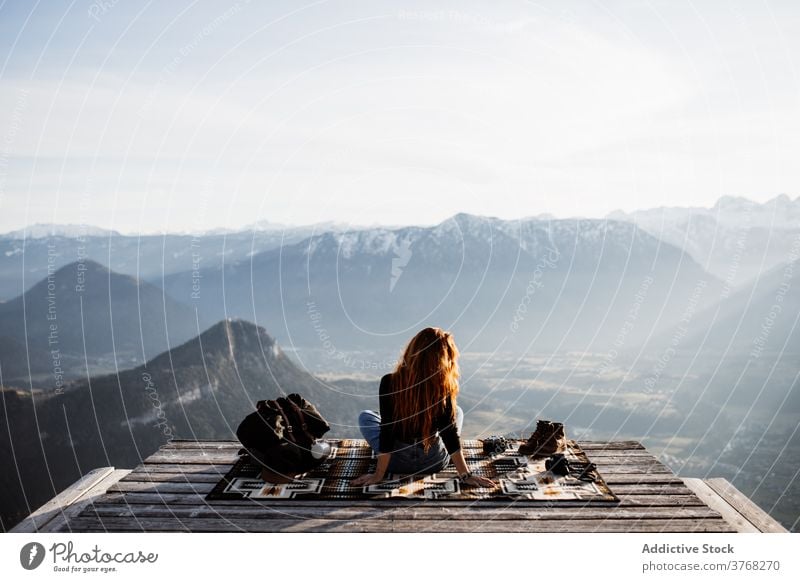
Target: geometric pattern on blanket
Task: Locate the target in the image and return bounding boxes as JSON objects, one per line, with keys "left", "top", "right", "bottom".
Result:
{"left": 206, "top": 439, "right": 618, "bottom": 503}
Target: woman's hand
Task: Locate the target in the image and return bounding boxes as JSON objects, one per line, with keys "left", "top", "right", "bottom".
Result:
{"left": 462, "top": 474, "right": 497, "bottom": 488}
{"left": 351, "top": 472, "right": 384, "bottom": 487}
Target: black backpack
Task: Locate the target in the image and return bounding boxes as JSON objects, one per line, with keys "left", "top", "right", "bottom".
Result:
{"left": 236, "top": 393, "right": 331, "bottom": 478}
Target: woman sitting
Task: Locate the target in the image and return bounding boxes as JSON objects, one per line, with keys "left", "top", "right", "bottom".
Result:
{"left": 352, "top": 327, "right": 496, "bottom": 489}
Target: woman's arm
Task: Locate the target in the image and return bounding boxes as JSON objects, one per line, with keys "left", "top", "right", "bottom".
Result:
{"left": 451, "top": 449, "right": 497, "bottom": 488}
{"left": 353, "top": 375, "right": 395, "bottom": 487}
{"left": 351, "top": 453, "right": 391, "bottom": 486}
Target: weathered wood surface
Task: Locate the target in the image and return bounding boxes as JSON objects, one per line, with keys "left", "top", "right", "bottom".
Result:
{"left": 42, "top": 440, "right": 786, "bottom": 533}
{"left": 106, "top": 480, "right": 695, "bottom": 496}
{"left": 703, "top": 478, "right": 788, "bottom": 533}
{"left": 40, "top": 470, "right": 132, "bottom": 533}
{"left": 93, "top": 492, "right": 705, "bottom": 508}
{"left": 683, "top": 478, "right": 761, "bottom": 533}
{"left": 83, "top": 504, "right": 722, "bottom": 521}
{"left": 62, "top": 441, "right": 708, "bottom": 531}
{"left": 10, "top": 468, "right": 129, "bottom": 533}
{"left": 58, "top": 516, "right": 736, "bottom": 533}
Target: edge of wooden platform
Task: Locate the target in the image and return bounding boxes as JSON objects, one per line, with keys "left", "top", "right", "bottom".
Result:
{"left": 9, "top": 468, "right": 130, "bottom": 533}
{"left": 13, "top": 440, "right": 791, "bottom": 533}
{"left": 683, "top": 478, "right": 788, "bottom": 533}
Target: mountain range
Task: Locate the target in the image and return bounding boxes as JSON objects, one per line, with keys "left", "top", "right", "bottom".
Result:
{"left": 609, "top": 194, "right": 800, "bottom": 285}
{"left": 2, "top": 196, "right": 796, "bottom": 302}
{"left": 1, "top": 195, "right": 798, "bottom": 531}
{"left": 0, "top": 222, "right": 365, "bottom": 301}
{"left": 0, "top": 260, "right": 204, "bottom": 386}
{"left": 4, "top": 196, "right": 798, "bottom": 374}
{"left": 0, "top": 319, "right": 374, "bottom": 531}
{"left": 161, "top": 213, "right": 724, "bottom": 353}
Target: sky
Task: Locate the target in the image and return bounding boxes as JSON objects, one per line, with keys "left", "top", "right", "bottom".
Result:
{"left": 0, "top": 0, "right": 799, "bottom": 234}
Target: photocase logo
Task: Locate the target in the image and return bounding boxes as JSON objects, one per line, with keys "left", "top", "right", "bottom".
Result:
{"left": 390, "top": 238, "right": 413, "bottom": 292}
{"left": 20, "top": 542, "right": 46, "bottom": 570}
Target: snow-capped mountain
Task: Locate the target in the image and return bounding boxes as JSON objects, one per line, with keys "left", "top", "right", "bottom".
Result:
{"left": 713, "top": 194, "right": 800, "bottom": 228}
{"left": 163, "top": 213, "right": 722, "bottom": 353}
{"left": 609, "top": 194, "right": 800, "bottom": 286}
{"left": 0, "top": 223, "right": 120, "bottom": 239}
{"left": 0, "top": 228, "right": 333, "bottom": 301}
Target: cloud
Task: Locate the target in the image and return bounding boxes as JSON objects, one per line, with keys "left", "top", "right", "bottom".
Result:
{"left": 0, "top": 0, "right": 797, "bottom": 232}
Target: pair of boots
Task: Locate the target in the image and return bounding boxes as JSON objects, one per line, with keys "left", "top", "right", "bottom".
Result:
{"left": 518, "top": 420, "right": 566, "bottom": 457}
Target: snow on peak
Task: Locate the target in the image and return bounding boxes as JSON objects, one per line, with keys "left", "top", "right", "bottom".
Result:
{"left": 1, "top": 223, "right": 119, "bottom": 239}
{"left": 712, "top": 195, "right": 757, "bottom": 212}
{"left": 305, "top": 229, "right": 401, "bottom": 259}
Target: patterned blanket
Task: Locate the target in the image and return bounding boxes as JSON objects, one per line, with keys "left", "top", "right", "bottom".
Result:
{"left": 206, "top": 439, "right": 618, "bottom": 502}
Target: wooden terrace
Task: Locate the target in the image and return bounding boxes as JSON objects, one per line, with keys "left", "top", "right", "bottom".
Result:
{"left": 11, "top": 439, "right": 788, "bottom": 533}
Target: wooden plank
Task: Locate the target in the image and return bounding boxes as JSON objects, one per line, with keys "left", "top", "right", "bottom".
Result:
{"left": 603, "top": 475, "right": 685, "bottom": 485}
{"left": 163, "top": 442, "right": 241, "bottom": 450}
{"left": 703, "top": 478, "right": 788, "bottom": 533}
{"left": 397, "top": 518, "right": 734, "bottom": 533}
{"left": 10, "top": 467, "right": 115, "bottom": 533}
{"left": 608, "top": 484, "right": 694, "bottom": 495}
{"left": 596, "top": 463, "right": 675, "bottom": 478}
{"left": 144, "top": 452, "right": 239, "bottom": 464}
{"left": 168, "top": 439, "right": 239, "bottom": 443}
{"left": 106, "top": 479, "right": 691, "bottom": 497}
{"left": 577, "top": 441, "right": 645, "bottom": 450}
{"left": 83, "top": 503, "right": 721, "bottom": 521}
{"left": 40, "top": 470, "right": 131, "bottom": 533}
{"left": 91, "top": 491, "right": 704, "bottom": 508}
{"left": 589, "top": 456, "right": 666, "bottom": 465}
{"left": 128, "top": 463, "right": 235, "bottom": 474}
{"left": 107, "top": 481, "right": 216, "bottom": 494}
{"left": 577, "top": 450, "right": 654, "bottom": 458}
{"left": 61, "top": 516, "right": 734, "bottom": 533}
{"left": 168, "top": 439, "right": 240, "bottom": 443}
{"left": 682, "top": 478, "right": 759, "bottom": 533}
{"left": 119, "top": 472, "right": 222, "bottom": 484}
{"left": 617, "top": 495, "right": 704, "bottom": 507}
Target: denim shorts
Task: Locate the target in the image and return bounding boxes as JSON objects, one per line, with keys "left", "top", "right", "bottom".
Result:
{"left": 358, "top": 408, "right": 461, "bottom": 475}
{"left": 387, "top": 438, "right": 450, "bottom": 475}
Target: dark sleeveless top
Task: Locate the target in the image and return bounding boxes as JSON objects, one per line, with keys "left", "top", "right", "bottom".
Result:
{"left": 377, "top": 373, "right": 461, "bottom": 455}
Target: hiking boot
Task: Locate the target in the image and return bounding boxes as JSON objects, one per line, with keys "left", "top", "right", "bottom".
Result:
{"left": 518, "top": 420, "right": 566, "bottom": 457}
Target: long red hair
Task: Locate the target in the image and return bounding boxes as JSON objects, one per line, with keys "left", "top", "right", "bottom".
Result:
{"left": 391, "top": 327, "right": 460, "bottom": 452}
